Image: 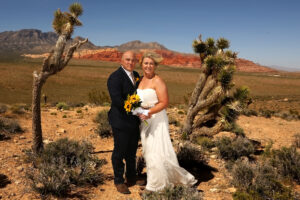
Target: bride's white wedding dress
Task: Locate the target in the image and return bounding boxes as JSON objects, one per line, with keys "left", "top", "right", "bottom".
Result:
{"left": 137, "top": 88, "right": 197, "bottom": 192}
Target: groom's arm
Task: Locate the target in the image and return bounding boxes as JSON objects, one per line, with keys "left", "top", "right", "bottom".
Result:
{"left": 107, "top": 74, "right": 124, "bottom": 110}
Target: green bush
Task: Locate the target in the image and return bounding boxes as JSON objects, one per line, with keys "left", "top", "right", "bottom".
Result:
{"left": 94, "top": 110, "right": 112, "bottom": 138}
{"left": 196, "top": 136, "right": 215, "bottom": 150}
{"left": 259, "top": 109, "right": 274, "bottom": 118}
{"left": 141, "top": 185, "right": 202, "bottom": 200}
{"left": 269, "top": 146, "right": 300, "bottom": 183}
{"left": 88, "top": 89, "right": 110, "bottom": 105}
{"left": 216, "top": 136, "right": 255, "bottom": 161}
{"left": 26, "top": 138, "right": 106, "bottom": 197}
{"left": 232, "top": 161, "right": 293, "bottom": 200}
{"left": 241, "top": 109, "right": 258, "bottom": 117}
{"left": 56, "top": 102, "right": 69, "bottom": 110}
{"left": 231, "top": 160, "right": 254, "bottom": 190}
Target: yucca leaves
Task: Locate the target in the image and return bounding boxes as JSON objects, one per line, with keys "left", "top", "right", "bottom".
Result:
{"left": 69, "top": 3, "right": 83, "bottom": 17}
{"left": 52, "top": 3, "right": 83, "bottom": 35}
{"left": 218, "top": 65, "right": 235, "bottom": 90}
{"left": 217, "top": 37, "right": 230, "bottom": 50}
{"left": 193, "top": 40, "right": 207, "bottom": 54}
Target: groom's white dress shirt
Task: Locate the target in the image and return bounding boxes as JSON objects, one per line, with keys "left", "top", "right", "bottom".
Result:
{"left": 121, "top": 66, "right": 135, "bottom": 85}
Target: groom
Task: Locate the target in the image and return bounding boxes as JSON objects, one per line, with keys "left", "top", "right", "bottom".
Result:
{"left": 107, "top": 51, "right": 144, "bottom": 194}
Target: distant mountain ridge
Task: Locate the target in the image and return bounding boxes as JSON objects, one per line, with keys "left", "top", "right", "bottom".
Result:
{"left": 0, "top": 29, "right": 168, "bottom": 54}
{"left": 1, "top": 29, "right": 277, "bottom": 72}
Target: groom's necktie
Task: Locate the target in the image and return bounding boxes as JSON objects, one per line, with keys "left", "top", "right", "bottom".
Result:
{"left": 130, "top": 72, "right": 136, "bottom": 86}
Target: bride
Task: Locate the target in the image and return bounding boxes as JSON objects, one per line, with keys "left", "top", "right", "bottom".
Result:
{"left": 137, "top": 52, "right": 197, "bottom": 192}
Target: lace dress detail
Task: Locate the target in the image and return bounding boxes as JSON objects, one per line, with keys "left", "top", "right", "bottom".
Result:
{"left": 137, "top": 88, "right": 197, "bottom": 192}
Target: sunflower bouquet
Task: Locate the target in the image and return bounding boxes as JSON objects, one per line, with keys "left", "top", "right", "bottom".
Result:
{"left": 124, "top": 93, "right": 148, "bottom": 125}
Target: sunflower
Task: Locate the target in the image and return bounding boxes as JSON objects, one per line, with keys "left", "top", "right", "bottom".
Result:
{"left": 124, "top": 101, "right": 132, "bottom": 113}
{"left": 130, "top": 94, "right": 140, "bottom": 104}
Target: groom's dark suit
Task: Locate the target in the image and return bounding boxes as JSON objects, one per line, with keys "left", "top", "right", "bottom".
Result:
{"left": 107, "top": 66, "right": 140, "bottom": 184}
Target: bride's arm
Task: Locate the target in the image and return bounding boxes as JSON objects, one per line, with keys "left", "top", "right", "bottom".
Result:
{"left": 148, "top": 76, "right": 169, "bottom": 115}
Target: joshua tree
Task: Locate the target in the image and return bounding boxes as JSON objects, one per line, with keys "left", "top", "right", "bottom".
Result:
{"left": 32, "top": 3, "right": 87, "bottom": 154}
{"left": 182, "top": 35, "right": 251, "bottom": 139}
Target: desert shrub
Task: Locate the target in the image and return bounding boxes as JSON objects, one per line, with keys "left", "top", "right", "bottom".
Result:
{"left": 0, "top": 116, "right": 23, "bottom": 139}
{"left": 216, "top": 136, "right": 255, "bottom": 161}
{"left": 259, "top": 108, "right": 274, "bottom": 118}
{"left": 177, "top": 143, "right": 207, "bottom": 166}
{"left": 0, "top": 104, "right": 8, "bottom": 114}
{"left": 56, "top": 102, "right": 69, "bottom": 110}
{"left": 10, "top": 103, "right": 29, "bottom": 114}
{"left": 231, "top": 160, "right": 255, "bottom": 190}
{"left": 88, "top": 89, "right": 110, "bottom": 105}
{"left": 241, "top": 109, "right": 258, "bottom": 117}
{"left": 232, "top": 161, "right": 293, "bottom": 200}
{"left": 177, "top": 110, "right": 185, "bottom": 115}
{"left": 94, "top": 110, "right": 112, "bottom": 138}
{"left": 76, "top": 109, "right": 82, "bottom": 113}
{"left": 269, "top": 146, "right": 300, "bottom": 183}
{"left": 168, "top": 115, "right": 180, "bottom": 127}
{"left": 141, "top": 185, "right": 202, "bottom": 200}
{"left": 26, "top": 138, "right": 106, "bottom": 197}
{"left": 196, "top": 136, "right": 215, "bottom": 150}
{"left": 224, "top": 122, "right": 245, "bottom": 137}
{"left": 293, "top": 133, "right": 300, "bottom": 148}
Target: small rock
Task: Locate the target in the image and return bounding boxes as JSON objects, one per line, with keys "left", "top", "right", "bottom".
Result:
{"left": 57, "top": 128, "right": 66, "bottom": 134}
{"left": 210, "top": 188, "right": 219, "bottom": 193}
{"left": 210, "top": 154, "right": 217, "bottom": 159}
{"left": 17, "top": 166, "right": 24, "bottom": 172}
{"left": 19, "top": 136, "right": 26, "bottom": 139}
{"left": 36, "top": 183, "right": 44, "bottom": 188}
{"left": 211, "top": 147, "right": 218, "bottom": 152}
{"left": 283, "top": 98, "right": 288, "bottom": 102}
{"left": 12, "top": 154, "right": 18, "bottom": 157}
{"left": 43, "top": 139, "right": 50, "bottom": 144}
{"left": 14, "top": 140, "right": 18, "bottom": 143}
{"left": 15, "top": 180, "right": 21, "bottom": 185}
{"left": 225, "top": 187, "right": 237, "bottom": 193}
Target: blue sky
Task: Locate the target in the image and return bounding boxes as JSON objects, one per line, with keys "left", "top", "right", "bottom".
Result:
{"left": 0, "top": 0, "right": 299, "bottom": 69}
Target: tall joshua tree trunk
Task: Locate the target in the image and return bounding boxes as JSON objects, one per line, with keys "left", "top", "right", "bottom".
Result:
{"left": 182, "top": 35, "right": 250, "bottom": 140}
{"left": 32, "top": 3, "right": 87, "bottom": 154}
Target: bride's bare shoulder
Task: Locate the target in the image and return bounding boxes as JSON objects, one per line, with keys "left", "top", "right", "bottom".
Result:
{"left": 154, "top": 75, "right": 166, "bottom": 85}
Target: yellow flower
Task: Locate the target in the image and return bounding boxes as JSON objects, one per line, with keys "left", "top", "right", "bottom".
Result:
{"left": 130, "top": 94, "right": 140, "bottom": 104}
{"left": 124, "top": 101, "right": 132, "bottom": 112}
{"left": 135, "top": 77, "right": 139, "bottom": 82}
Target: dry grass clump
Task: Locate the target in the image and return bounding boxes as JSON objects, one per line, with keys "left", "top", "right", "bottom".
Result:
{"left": 141, "top": 185, "right": 202, "bottom": 200}
{"left": 293, "top": 133, "right": 300, "bottom": 148}
{"left": 25, "top": 138, "right": 107, "bottom": 197}
{"left": 94, "top": 109, "right": 112, "bottom": 138}
{"left": 216, "top": 136, "right": 255, "bottom": 161}
{"left": 0, "top": 104, "right": 8, "bottom": 114}
{"left": 195, "top": 136, "right": 215, "bottom": 150}
{"left": 176, "top": 143, "right": 207, "bottom": 166}
{"left": 0, "top": 116, "right": 23, "bottom": 140}
{"left": 88, "top": 89, "right": 110, "bottom": 105}
{"left": 56, "top": 102, "right": 70, "bottom": 110}
{"left": 269, "top": 146, "right": 300, "bottom": 183}
{"left": 10, "top": 103, "right": 30, "bottom": 114}
{"left": 232, "top": 160, "right": 293, "bottom": 200}
{"left": 168, "top": 115, "right": 181, "bottom": 127}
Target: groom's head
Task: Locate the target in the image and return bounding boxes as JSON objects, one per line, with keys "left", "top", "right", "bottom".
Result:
{"left": 121, "top": 51, "right": 136, "bottom": 72}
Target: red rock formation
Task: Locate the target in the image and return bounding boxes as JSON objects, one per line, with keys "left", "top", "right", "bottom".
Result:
{"left": 23, "top": 48, "right": 277, "bottom": 73}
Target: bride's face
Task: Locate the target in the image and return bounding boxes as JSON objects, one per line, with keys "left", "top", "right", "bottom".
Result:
{"left": 142, "top": 57, "right": 156, "bottom": 75}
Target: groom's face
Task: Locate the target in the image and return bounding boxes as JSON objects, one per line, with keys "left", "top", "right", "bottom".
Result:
{"left": 121, "top": 51, "right": 136, "bottom": 72}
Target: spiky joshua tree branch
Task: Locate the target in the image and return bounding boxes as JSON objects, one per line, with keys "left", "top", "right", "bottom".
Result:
{"left": 32, "top": 3, "right": 87, "bottom": 154}
{"left": 182, "top": 35, "right": 251, "bottom": 140}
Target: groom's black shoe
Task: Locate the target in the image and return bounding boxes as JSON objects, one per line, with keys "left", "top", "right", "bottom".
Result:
{"left": 126, "top": 177, "right": 146, "bottom": 187}
{"left": 115, "top": 183, "right": 131, "bottom": 194}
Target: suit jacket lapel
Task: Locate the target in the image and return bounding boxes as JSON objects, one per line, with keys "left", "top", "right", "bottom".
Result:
{"left": 119, "top": 66, "right": 135, "bottom": 89}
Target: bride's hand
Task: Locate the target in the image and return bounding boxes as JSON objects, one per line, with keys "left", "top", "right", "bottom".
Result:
{"left": 139, "top": 114, "right": 151, "bottom": 120}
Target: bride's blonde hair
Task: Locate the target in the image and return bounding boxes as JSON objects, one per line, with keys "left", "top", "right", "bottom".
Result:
{"left": 140, "top": 51, "right": 163, "bottom": 66}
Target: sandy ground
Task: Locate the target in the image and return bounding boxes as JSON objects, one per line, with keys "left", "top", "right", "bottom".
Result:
{"left": 0, "top": 106, "right": 299, "bottom": 200}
